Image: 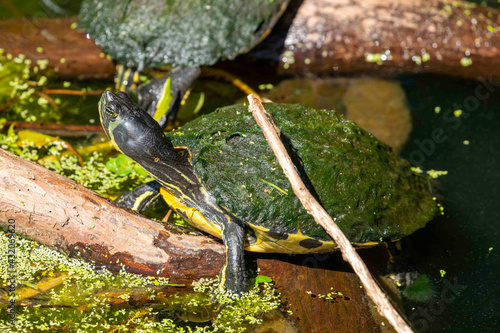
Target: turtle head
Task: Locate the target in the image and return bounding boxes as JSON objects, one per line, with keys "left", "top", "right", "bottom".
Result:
{"left": 99, "top": 90, "right": 175, "bottom": 162}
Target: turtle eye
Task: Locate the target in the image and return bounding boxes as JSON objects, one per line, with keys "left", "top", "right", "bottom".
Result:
{"left": 105, "top": 105, "right": 119, "bottom": 120}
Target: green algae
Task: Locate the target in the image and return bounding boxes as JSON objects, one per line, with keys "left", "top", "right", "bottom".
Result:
{"left": 0, "top": 232, "right": 282, "bottom": 332}
{"left": 78, "top": 0, "right": 289, "bottom": 69}
{"left": 168, "top": 103, "right": 439, "bottom": 243}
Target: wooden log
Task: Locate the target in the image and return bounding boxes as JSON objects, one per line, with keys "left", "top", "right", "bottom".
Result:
{"left": 277, "top": 0, "right": 500, "bottom": 79}
{"left": 257, "top": 254, "right": 396, "bottom": 333}
{"left": 1, "top": 0, "right": 499, "bottom": 80}
{"left": 0, "top": 148, "right": 225, "bottom": 284}
{"left": 0, "top": 17, "right": 115, "bottom": 80}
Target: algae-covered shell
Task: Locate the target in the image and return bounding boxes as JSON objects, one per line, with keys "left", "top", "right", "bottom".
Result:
{"left": 78, "top": 0, "right": 289, "bottom": 69}
{"left": 167, "top": 103, "right": 438, "bottom": 244}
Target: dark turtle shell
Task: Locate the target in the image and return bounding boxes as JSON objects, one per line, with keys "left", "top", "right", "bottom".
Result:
{"left": 78, "top": 0, "right": 289, "bottom": 69}
{"left": 166, "top": 103, "right": 438, "bottom": 244}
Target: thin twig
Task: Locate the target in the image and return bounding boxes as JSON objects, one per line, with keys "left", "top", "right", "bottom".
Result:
{"left": 1, "top": 121, "right": 104, "bottom": 136}
{"left": 42, "top": 89, "right": 106, "bottom": 96}
{"left": 35, "top": 91, "right": 59, "bottom": 110}
{"left": 247, "top": 95, "right": 414, "bottom": 333}
{"left": 0, "top": 97, "right": 19, "bottom": 112}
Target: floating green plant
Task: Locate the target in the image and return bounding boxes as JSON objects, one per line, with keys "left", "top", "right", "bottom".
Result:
{"left": 0, "top": 124, "right": 152, "bottom": 197}
{"left": 0, "top": 232, "right": 282, "bottom": 332}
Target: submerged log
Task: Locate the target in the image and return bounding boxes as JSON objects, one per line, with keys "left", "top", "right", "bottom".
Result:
{"left": 257, "top": 255, "right": 396, "bottom": 333}
{"left": 0, "top": 148, "right": 394, "bottom": 332}
{"left": 0, "top": 0, "right": 499, "bottom": 80}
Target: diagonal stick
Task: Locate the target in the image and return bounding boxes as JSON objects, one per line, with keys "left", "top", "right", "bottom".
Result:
{"left": 247, "top": 94, "right": 413, "bottom": 333}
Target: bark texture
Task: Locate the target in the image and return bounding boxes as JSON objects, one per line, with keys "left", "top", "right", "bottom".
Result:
{"left": 1, "top": 0, "right": 499, "bottom": 80}
{"left": 0, "top": 148, "right": 225, "bottom": 284}
{"left": 278, "top": 0, "right": 500, "bottom": 79}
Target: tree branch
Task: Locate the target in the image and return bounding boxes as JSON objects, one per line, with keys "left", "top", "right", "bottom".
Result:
{"left": 247, "top": 95, "right": 412, "bottom": 333}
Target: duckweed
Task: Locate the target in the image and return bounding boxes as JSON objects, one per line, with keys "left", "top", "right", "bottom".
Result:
{"left": 0, "top": 126, "right": 152, "bottom": 196}
{"left": 0, "top": 232, "right": 282, "bottom": 332}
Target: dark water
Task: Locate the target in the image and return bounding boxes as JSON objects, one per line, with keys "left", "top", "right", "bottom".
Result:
{"left": 399, "top": 74, "right": 500, "bottom": 332}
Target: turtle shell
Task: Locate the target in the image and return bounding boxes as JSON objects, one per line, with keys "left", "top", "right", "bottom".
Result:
{"left": 166, "top": 103, "right": 439, "bottom": 244}
{"left": 78, "top": 0, "right": 289, "bottom": 69}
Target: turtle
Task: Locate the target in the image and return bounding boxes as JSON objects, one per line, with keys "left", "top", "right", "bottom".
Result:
{"left": 79, "top": 0, "right": 290, "bottom": 127}
{"left": 98, "top": 90, "right": 439, "bottom": 293}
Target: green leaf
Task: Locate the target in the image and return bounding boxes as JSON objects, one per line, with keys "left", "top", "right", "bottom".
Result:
{"left": 255, "top": 275, "right": 273, "bottom": 283}
{"left": 106, "top": 154, "right": 134, "bottom": 176}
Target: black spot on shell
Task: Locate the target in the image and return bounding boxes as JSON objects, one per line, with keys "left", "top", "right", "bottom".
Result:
{"left": 299, "top": 238, "right": 323, "bottom": 249}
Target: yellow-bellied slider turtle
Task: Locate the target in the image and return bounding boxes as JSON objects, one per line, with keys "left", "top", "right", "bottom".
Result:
{"left": 99, "top": 90, "right": 439, "bottom": 293}
{"left": 79, "top": 0, "right": 290, "bottom": 127}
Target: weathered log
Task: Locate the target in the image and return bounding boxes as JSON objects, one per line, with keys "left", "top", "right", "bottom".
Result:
{"left": 1, "top": 0, "right": 499, "bottom": 80}
{"left": 277, "top": 0, "right": 500, "bottom": 79}
{"left": 0, "top": 148, "right": 394, "bottom": 332}
{"left": 0, "top": 148, "right": 225, "bottom": 284}
{"left": 0, "top": 17, "right": 115, "bottom": 80}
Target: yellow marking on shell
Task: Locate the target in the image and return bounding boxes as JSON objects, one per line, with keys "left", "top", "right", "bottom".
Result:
{"left": 160, "top": 188, "right": 381, "bottom": 254}
{"left": 245, "top": 222, "right": 338, "bottom": 254}
{"left": 353, "top": 241, "right": 381, "bottom": 249}
{"left": 173, "top": 146, "right": 192, "bottom": 162}
{"left": 132, "top": 190, "right": 155, "bottom": 212}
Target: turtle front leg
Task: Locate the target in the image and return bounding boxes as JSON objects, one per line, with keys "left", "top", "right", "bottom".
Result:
{"left": 115, "top": 181, "right": 163, "bottom": 213}
{"left": 219, "top": 218, "right": 248, "bottom": 294}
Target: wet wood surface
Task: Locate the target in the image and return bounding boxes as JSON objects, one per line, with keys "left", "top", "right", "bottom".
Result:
{"left": 0, "top": 148, "right": 226, "bottom": 285}
{"left": 258, "top": 254, "right": 397, "bottom": 333}
{"left": 0, "top": 17, "right": 115, "bottom": 79}
{"left": 0, "top": 0, "right": 499, "bottom": 81}
{"left": 275, "top": 0, "right": 500, "bottom": 80}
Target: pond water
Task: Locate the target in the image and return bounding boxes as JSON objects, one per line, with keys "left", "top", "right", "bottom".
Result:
{"left": 398, "top": 74, "right": 500, "bottom": 332}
